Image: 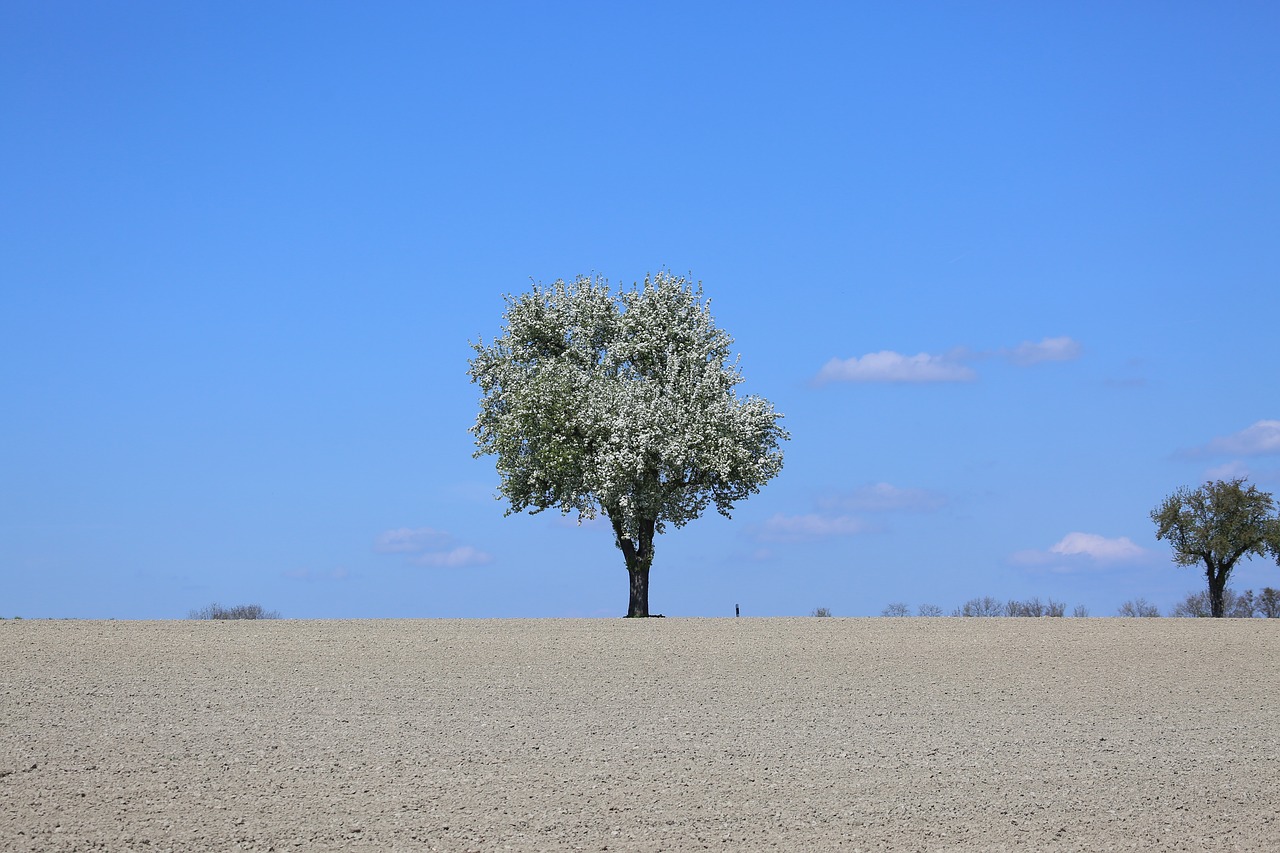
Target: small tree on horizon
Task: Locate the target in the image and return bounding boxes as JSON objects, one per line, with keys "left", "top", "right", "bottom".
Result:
{"left": 469, "top": 273, "right": 788, "bottom": 617}
{"left": 1151, "top": 478, "right": 1280, "bottom": 617}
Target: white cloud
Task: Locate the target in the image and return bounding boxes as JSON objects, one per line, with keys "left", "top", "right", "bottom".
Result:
{"left": 1204, "top": 420, "right": 1280, "bottom": 456}
{"left": 374, "top": 527, "right": 450, "bottom": 554}
{"left": 1012, "top": 532, "right": 1147, "bottom": 570}
{"left": 820, "top": 482, "right": 947, "bottom": 512}
{"left": 1049, "top": 532, "right": 1145, "bottom": 561}
{"left": 1004, "top": 336, "right": 1082, "bottom": 366}
{"left": 757, "top": 513, "right": 876, "bottom": 540}
{"left": 412, "top": 546, "right": 493, "bottom": 568}
{"left": 816, "top": 351, "right": 975, "bottom": 384}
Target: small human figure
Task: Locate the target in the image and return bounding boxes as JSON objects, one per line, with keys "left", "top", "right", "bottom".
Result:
{"left": 735, "top": 604, "right": 740, "bottom": 617}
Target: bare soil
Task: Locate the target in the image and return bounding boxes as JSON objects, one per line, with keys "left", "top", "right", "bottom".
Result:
{"left": 2, "top": 618, "right": 1277, "bottom": 851}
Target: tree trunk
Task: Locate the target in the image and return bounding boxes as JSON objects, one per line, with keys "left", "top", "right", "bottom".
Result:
{"left": 627, "top": 561, "right": 651, "bottom": 618}
{"left": 611, "top": 514, "right": 657, "bottom": 617}
{"left": 1207, "top": 561, "right": 1227, "bottom": 618}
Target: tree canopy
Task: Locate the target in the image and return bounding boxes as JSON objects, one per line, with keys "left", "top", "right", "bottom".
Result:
{"left": 468, "top": 272, "right": 788, "bottom": 616}
{"left": 1151, "top": 477, "right": 1280, "bottom": 617}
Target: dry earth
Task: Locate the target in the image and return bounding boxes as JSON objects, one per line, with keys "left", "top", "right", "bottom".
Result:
{"left": 2, "top": 618, "right": 1277, "bottom": 851}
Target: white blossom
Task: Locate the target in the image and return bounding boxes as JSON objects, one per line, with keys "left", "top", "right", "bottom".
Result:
{"left": 469, "top": 272, "right": 788, "bottom": 553}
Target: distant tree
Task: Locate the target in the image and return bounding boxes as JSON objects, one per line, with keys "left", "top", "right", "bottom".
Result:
{"left": 469, "top": 273, "right": 788, "bottom": 617}
{"left": 189, "top": 602, "right": 281, "bottom": 620}
{"left": 1151, "top": 478, "right": 1280, "bottom": 617}
{"left": 954, "top": 596, "right": 1003, "bottom": 617}
{"left": 1117, "top": 598, "right": 1160, "bottom": 618}
{"left": 1071, "top": 604, "right": 1089, "bottom": 617}
{"left": 1045, "top": 599, "right": 1066, "bottom": 617}
{"left": 1171, "top": 588, "right": 1255, "bottom": 618}
{"left": 917, "top": 603, "right": 944, "bottom": 617}
{"left": 1256, "top": 587, "right": 1280, "bottom": 618}
{"left": 811, "top": 607, "right": 833, "bottom": 617}
{"left": 881, "top": 602, "right": 909, "bottom": 617}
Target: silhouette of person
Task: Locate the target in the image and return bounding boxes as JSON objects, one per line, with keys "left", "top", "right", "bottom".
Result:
{"left": 735, "top": 604, "right": 739, "bottom": 617}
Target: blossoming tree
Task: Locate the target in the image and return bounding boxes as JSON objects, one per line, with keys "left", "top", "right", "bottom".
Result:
{"left": 468, "top": 272, "right": 788, "bottom": 617}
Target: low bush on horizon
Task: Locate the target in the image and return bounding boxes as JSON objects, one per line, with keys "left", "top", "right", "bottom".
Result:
{"left": 1118, "top": 598, "right": 1160, "bottom": 617}
{"left": 189, "top": 602, "right": 281, "bottom": 620}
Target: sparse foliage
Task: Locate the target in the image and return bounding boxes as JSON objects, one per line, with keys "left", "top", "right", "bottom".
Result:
{"left": 1072, "top": 605, "right": 1089, "bottom": 617}
{"left": 917, "top": 604, "right": 943, "bottom": 617}
{"left": 469, "top": 273, "right": 788, "bottom": 617}
{"left": 189, "top": 602, "right": 281, "bottom": 620}
{"left": 811, "top": 607, "right": 833, "bottom": 617}
{"left": 881, "top": 602, "right": 910, "bottom": 617}
{"left": 1117, "top": 598, "right": 1160, "bottom": 618}
{"left": 1151, "top": 478, "right": 1280, "bottom": 617}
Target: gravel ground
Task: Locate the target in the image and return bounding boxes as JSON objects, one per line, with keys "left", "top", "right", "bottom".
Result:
{"left": 2, "top": 617, "right": 1277, "bottom": 851}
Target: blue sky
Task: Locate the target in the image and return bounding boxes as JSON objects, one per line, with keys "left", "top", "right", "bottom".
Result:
{"left": 4, "top": 2, "right": 1278, "bottom": 618}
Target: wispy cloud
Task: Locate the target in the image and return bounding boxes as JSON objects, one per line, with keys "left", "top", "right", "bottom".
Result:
{"left": 816, "top": 351, "right": 975, "bottom": 384}
{"left": 1011, "top": 532, "right": 1147, "bottom": 571}
{"left": 819, "top": 482, "right": 947, "bottom": 512}
{"left": 375, "top": 527, "right": 451, "bottom": 553}
{"left": 756, "top": 513, "right": 878, "bottom": 541}
{"left": 283, "top": 567, "right": 350, "bottom": 582}
{"left": 816, "top": 336, "right": 1081, "bottom": 385}
{"left": 412, "top": 546, "right": 492, "bottom": 568}
{"left": 375, "top": 527, "right": 492, "bottom": 568}
{"left": 1203, "top": 420, "right": 1280, "bottom": 456}
{"left": 1205, "top": 460, "right": 1253, "bottom": 481}
{"left": 1003, "top": 336, "right": 1082, "bottom": 366}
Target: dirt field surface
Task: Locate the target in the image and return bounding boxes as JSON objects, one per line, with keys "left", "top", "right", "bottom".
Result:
{"left": 2, "top": 618, "right": 1277, "bottom": 852}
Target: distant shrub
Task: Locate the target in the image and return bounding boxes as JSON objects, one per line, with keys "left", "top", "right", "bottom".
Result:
{"left": 880, "top": 602, "right": 910, "bottom": 617}
{"left": 189, "top": 602, "right": 281, "bottom": 620}
{"left": 953, "top": 596, "right": 1004, "bottom": 617}
{"left": 810, "top": 607, "right": 833, "bottom": 617}
{"left": 917, "top": 604, "right": 943, "bottom": 617}
{"left": 1117, "top": 598, "right": 1160, "bottom": 617}
{"left": 997, "top": 597, "right": 1067, "bottom": 617}
{"left": 1072, "top": 604, "right": 1090, "bottom": 618}
{"left": 1005, "top": 597, "right": 1041, "bottom": 617}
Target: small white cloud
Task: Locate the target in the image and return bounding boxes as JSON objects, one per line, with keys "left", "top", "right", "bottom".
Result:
{"left": 1205, "top": 420, "right": 1280, "bottom": 456}
{"left": 1012, "top": 532, "right": 1147, "bottom": 571}
{"left": 1050, "top": 532, "right": 1146, "bottom": 562}
{"left": 820, "top": 482, "right": 947, "bottom": 512}
{"left": 816, "top": 351, "right": 975, "bottom": 384}
{"left": 412, "top": 546, "right": 493, "bottom": 568}
{"left": 757, "top": 513, "right": 876, "bottom": 540}
{"left": 1004, "top": 336, "right": 1082, "bottom": 366}
{"left": 374, "top": 527, "right": 450, "bottom": 554}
